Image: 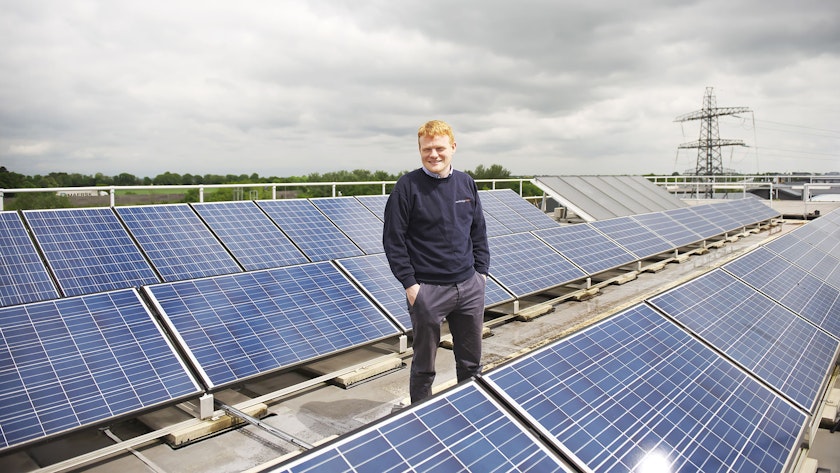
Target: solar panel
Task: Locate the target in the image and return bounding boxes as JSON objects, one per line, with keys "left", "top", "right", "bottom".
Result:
{"left": 483, "top": 189, "right": 559, "bottom": 230}
{"left": 690, "top": 203, "right": 744, "bottom": 233}
{"left": 271, "top": 381, "right": 573, "bottom": 473}
{"left": 257, "top": 199, "right": 364, "bottom": 261}
{"left": 662, "top": 207, "right": 724, "bottom": 240}
{"left": 335, "top": 253, "right": 412, "bottom": 332}
{"left": 533, "top": 224, "right": 637, "bottom": 276}
{"left": 739, "top": 199, "right": 781, "bottom": 223}
{"left": 589, "top": 216, "right": 674, "bottom": 260}
{"left": 631, "top": 211, "right": 705, "bottom": 249}
{"left": 144, "top": 262, "right": 400, "bottom": 389}
{"left": 723, "top": 247, "right": 840, "bottom": 338}
{"left": 23, "top": 208, "right": 160, "bottom": 297}
{"left": 648, "top": 269, "right": 839, "bottom": 413}
{"left": 355, "top": 195, "right": 389, "bottom": 222}
{"left": 488, "top": 232, "right": 586, "bottom": 298}
{"left": 310, "top": 197, "right": 384, "bottom": 255}
{"left": 482, "top": 212, "right": 512, "bottom": 237}
{"left": 788, "top": 219, "right": 840, "bottom": 262}
{"left": 483, "top": 302, "right": 806, "bottom": 473}
{"left": 764, "top": 232, "right": 803, "bottom": 255}
{"left": 116, "top": 204, "right": 242, "bottom": 282}
{"left": 767, "top": 238, "right": 840, "bottom": 289}
{"left": 478, "top": 191, "right": 536, "bottom": 233}
{"left": 0, "top": 211, "right": 59, "bottom": 306}
{"left": 191, "top": 201, "right": 309, "bottom": 271}
{"left": 337, "top": 254, "right": 516, "bottom": 333}
{"left": 0, "top": 289, "right": 202, "bottom": 451}
{"left": 484, "top": 276, "right": 516, "bottom": 308}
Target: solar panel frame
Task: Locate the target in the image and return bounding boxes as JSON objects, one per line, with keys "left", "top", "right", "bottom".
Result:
{"left": 533, "top": 224, "right": 637, "bottom": 276}
{"left": 0, "top": 211, "right": 59, "bottom": 306}
{"left": 144, "top": 261, "right": 400, "bottom": 390}
{"left": 191, "top": 201, "right": 309, "bottom": 271}
{"left": 648, "top": 268, "right": 840, "bottom": 413}
{"left": 482, "top": 302, "right": 807, "bottom": 473}
{"left": 22, "top": 208, "right": 161, "bottom": 297}
{"left": 270, "top": 381, "right": 574, "bottom": 473}
{"left": 310, "top": 197, "right": 385, "bottom": 255}
{"left": 488, "top": 232, "right": 587, "bottom": 298}
{"left": 589, "top": 216, "right": 674, "bottom": 260}
{"left": 256, "top": 199, "right": 365, "bottom": 262}
{"left": 0, "top": 289, "right": 203, "bottom": 452}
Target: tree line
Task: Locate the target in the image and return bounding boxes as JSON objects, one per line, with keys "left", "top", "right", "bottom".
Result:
{"left": 1, "top": 164, "right": 540, "bottom": 210}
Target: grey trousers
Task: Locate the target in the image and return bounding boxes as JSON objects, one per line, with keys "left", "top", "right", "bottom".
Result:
{"left": 408, "top": 271, "right": 486, "bottom": 403}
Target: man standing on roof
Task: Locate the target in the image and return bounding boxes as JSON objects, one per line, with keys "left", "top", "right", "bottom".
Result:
{"left": 383, "top": 120, "right": 490, "bottom": 404}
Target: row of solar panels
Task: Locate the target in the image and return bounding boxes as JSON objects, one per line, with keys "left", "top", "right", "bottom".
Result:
{"left": 0, "top": 195, "right": 780, "bottom": 452}
{"left": 1, "top": 190, "right": 778, "bottom": 311}
{"left": 268, "top": 207, "right": 840, "bottom": 473}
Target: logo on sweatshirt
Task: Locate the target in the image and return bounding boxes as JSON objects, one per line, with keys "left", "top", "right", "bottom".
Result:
{"left": 455, "top": 198, "right": 472, "bottom": 204}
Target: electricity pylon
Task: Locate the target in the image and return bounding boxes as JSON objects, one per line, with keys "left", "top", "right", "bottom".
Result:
{"left": 675, "top": 87, "right": 750, "bottom": 197}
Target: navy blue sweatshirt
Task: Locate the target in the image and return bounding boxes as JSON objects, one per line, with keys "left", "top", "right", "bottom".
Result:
{"left": 383, "top": 168, "right": 490, "bottom": 289}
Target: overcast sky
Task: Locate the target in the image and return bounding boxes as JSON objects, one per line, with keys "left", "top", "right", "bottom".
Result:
{"left": 1, "top": 0, "right": 838, "bottom": 180}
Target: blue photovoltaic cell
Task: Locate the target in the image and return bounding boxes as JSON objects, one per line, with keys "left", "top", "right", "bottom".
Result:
{"left": 0, "top": 289, "right": 202, "bottom": 451}
{"left": 484, "top": 276, "right": 516, "bottom": 308}
{"left": 484, "top": 189, "right": 559, "bottom": 230}
{"left": 271, "top": 381, "right": 573, "bottom": 473}
{"left": 478, "top": 191, "right": 536, "bottom": 233}
{"left": 483, "top": 212, "right": 512, "bottom": 237}
{"left": 723, "top": 199, "right": 779, "bottom": 226}
{"left": 488, "top": 232, "right": 586, "bottom": 297}
{"left": 533, "top": 224, "right": 636, "bottom": 276}
{"left": 145, "top": 262, "right": 399, "bottom": 389}
{"left": 764, "top": 232, "right": 803, "bottom": 255}
{"left": 337, "top": 254, "right": 515, "bottom": 333}
{"left": 767, "top": 239, "right": 840, "bottom": 289}
{"left": 191, "top": 201, "right": 308, "bottom": 270}
{"left": 336, "top": 253, "right": 412, "bottom": 332}
{"left": 631, "top": 211, "right": 704, "bottom": 249}
{"left": 648, "top": 269, "right": 840, "bottom": 413}
{"left": 786, "top": 221, "right": 840, "bottom": 265}
{"left": 690, "top": 203, "right": 744, "bottom": 233}
{"left": 0, "top": 211, "right": 59, "bottom": 306}
{"left": 483, "top": 303, "right": 807, "bottom": 473}
{"left": 116, "top": 204, "right": 242, "bottom": 282}
{"left": 311, "top": 197, "right": 384, "bottom": 255}
{"left": 23, "top": 208, "right": 160, "bottom": 297}
{"left": 589, "top": 216, "right": 674, "bottom": 260}
{"left": 257, "top": 199, "right": 364, "bottom": 261}
{"left": 662, "top": 207, "right": 724, "bottom": 240}
{"left": 723, "top": 247, "right": 840, "bottom": 338}
{"left": 355, "top": 195, "right": 389, "bottom": 221}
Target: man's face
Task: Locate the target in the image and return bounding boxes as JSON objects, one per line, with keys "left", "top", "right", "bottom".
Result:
{"left": 419, "top": 134, "right": 456, "bottom": 177}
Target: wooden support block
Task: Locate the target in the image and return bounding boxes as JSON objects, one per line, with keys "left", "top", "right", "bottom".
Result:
{"left": 169, "top": 403, "right": 268, "bottom": 446}
{"left": 301, "top": 354, "right": 405, "bottom": 389}
{"left": 514, "top": 303, "right": 555, "bottom": 322}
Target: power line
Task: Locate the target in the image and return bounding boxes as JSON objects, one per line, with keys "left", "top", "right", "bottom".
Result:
{"left": 752, "top": 119, "right": 840, "bottom": 135}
